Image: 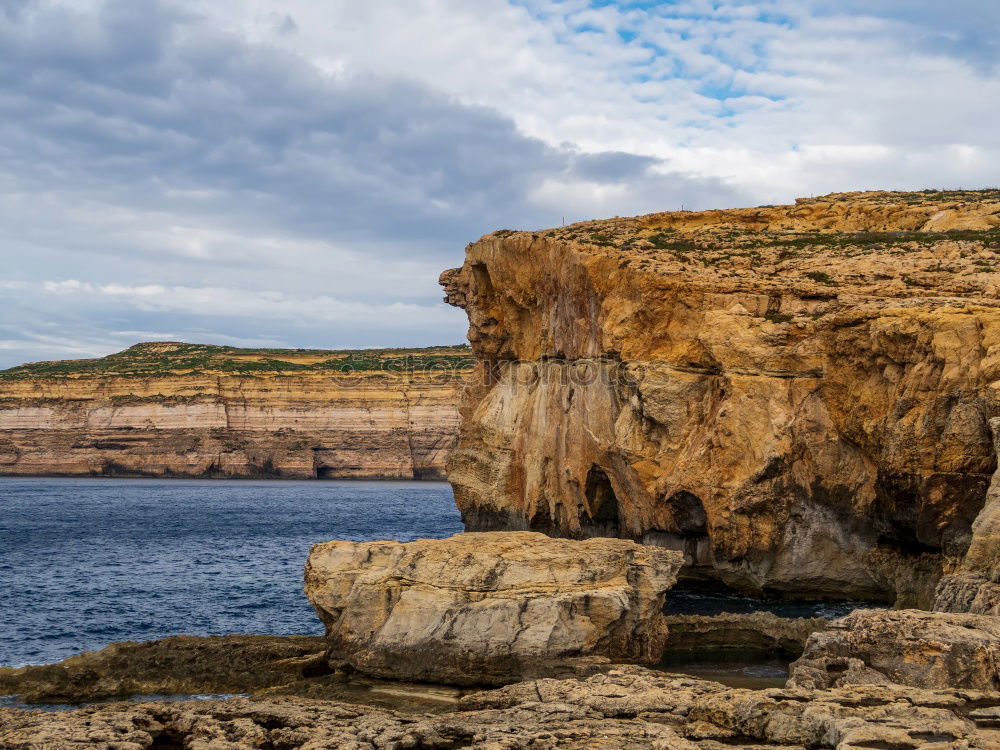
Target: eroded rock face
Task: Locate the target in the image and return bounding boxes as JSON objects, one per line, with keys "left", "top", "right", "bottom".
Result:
{"left": 788, "top": 609, "right": 1000, "bottom": 691}
{"left": 304, "top": 532, "right": 683, "bottom": 685}
{"left": 0, "top": 342, "right": 469, "bottom": 480}
{"left": 936, "top": 418, "right": 1000, "bottom": 614}
{"left": 442, "top": 191, "right": 1000, "bottom": 605}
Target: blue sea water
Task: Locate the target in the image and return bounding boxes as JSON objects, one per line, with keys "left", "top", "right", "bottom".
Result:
{"left": 0, "top": 478, "right": 463, "bottom": 668}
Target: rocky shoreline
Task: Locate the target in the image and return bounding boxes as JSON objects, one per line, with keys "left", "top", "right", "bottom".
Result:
{"left": 5, "top": 531, "right": 1000, "bottom": 748}
{"left": 4, "top": 627, "right": 1000, "bottom": 748}
{"left": 6, "top": 192, "right": 1000, "bottom": 748}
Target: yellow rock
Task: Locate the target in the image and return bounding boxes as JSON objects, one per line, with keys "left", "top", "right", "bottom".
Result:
{"left": 441, "top": 190, "right": 1000, "bottom": 606}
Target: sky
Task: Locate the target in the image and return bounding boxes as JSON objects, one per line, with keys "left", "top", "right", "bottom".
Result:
{"left": 0, "top": 0, "right": 998, "bottom": 367}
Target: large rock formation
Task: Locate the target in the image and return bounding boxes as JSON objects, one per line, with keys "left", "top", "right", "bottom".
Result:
{"left": 788, "top": 609, "right": 1000, "bottom": 691}
{"left": 441, "top": 189, "right": 1000, "bottom": 606}
{"left": 0, "top": 342, "right": 470, "bottom": 480}
{"left": 304, "top": 531, "right": 683, "bottom": 685}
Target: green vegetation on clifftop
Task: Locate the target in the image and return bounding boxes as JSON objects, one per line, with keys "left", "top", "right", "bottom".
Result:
{"left": 0, "top": 342, "right": 474, "bottom": 380}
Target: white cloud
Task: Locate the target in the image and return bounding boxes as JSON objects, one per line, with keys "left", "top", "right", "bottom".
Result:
{"left": 0, "top": 0, "right": 997, "bottom": 367}
{"left": 19, "top": 279, "right": 457, "bottom": 326}
{"left": 201, "top": 0, "right": 998, "bottom": 201}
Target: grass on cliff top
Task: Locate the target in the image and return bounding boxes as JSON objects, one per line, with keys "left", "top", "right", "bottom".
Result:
{"left": 567, "top": 226, "right": 1000, "bottom": 258}
{"left": 0, "top": 342, "right": 474, "bottom": 380}
{"left": 824, "top": 188, "right": 1000, "bottom": 204}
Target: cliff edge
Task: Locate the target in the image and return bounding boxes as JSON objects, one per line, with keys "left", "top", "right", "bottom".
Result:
{"left": 441, "top": 189, "right": 1000, "bottom": 606}
{"left": 0, "top": 342, "right": 471, "bottom": 480}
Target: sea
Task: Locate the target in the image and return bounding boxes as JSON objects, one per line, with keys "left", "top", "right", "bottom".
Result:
{"left": 0, "top": 477, "right": 462, "bottom": 668}
{"left": 0, "top": 476, "right": 872, "bottom": 691}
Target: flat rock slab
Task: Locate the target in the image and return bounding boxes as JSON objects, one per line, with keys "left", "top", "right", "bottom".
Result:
{"left": 4, "top": 666, "right": 1000, "bottom": 749}
{"left": 789, "top": 608, "right": 1000, "bottom": 691}
{"left": 0, "top": 635, "right": 327, "bottom": 704}
{"left": 304, "top": 531, "right": 683, "bottom": 685}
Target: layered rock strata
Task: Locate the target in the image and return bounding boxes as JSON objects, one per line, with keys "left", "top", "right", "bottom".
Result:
{"left": 4, "top": 666, "right": 1000, "bottom": 749}
{"left": 442, "top": 189, "right": 1000, "bottom": 605}
{"left": 788, "top": 609, "right": 1000, "bottom": 691}
{"left": 304, "top": 531, "right": 683, "bottom": 685}
{"left": 0, "top": 342, "right": 470, "bottom": 480}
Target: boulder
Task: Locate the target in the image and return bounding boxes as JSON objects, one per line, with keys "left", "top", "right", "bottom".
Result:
{"left": 304, "top": 531, "right": 683, "bottom": 685}
{"left": 788, "top": 609, "right": 1000, "bottom": 690}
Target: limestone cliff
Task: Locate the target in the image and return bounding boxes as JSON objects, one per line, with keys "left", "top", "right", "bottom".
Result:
{"left": 441, "top": 189, "right": 1000, "bottom": 605}
{"left": 0, "top": 342, "right": 471, "bottom": 480}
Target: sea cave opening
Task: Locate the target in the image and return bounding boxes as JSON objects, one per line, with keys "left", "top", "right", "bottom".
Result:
{"left": 580, "top": 465, "right": 621, "bottom": 538}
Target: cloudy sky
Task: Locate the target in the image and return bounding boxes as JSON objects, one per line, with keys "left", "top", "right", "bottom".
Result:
{"left": 1, "top": 0, "right": 997, "bottom": 367}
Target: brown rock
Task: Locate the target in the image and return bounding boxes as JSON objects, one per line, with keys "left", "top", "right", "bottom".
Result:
{"left": 7, "top": 666, "right": 997, "bottom": 749}
{"left": 464, "top": 666, "right": 1000, "bottom": 749}
{"left": 788, "top": 609, "right": 1000, "bottom": 690}
{"left": 304, "top": 531, "right": 684, "bottom": 685}
{"left": 442, "top": 190, "right": 1000, "bottom": 605}
{"left": 0, "top": 694, "right": 704, "bottom": 749}
{"left": 936, "top": 418, "right": 1000, "bottom": 614}
{"left": 661, "top": 612, "right": 827, "bottom": 658}
{"left": 0, "top": 635, "right": 326, "bottom": 704}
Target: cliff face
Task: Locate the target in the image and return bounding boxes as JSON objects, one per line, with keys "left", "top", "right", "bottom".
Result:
{"left": 0, "top": 343, "right": 470, "bottom": 480}
{"left": 442, "top": 190, "right": 1000, "bottom": 606}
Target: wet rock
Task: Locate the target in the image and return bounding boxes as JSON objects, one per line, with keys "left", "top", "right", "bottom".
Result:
{"left": 0, "top": 635, "right": 327, "bottom": 704}
{"left": 788, "top": 609, "right": 1000, "bottom": 690}
{"left": 304, "top": 531, "right": 684, "bottom": 685}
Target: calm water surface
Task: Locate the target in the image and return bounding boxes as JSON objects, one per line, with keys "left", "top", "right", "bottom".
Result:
{"left": 0, "top": 478, "right": 462, "bottom": 668}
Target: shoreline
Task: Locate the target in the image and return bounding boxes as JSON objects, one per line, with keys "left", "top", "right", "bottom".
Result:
{"left": 0, "top": 472, "right": 451, "bottom": 482}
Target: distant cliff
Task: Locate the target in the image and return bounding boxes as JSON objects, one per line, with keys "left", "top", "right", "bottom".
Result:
{"left": 0, "top": 342, "right": 472, "bottom": 480}
{"left": 442, "top": 189, "right": 1000, "bottom": 606}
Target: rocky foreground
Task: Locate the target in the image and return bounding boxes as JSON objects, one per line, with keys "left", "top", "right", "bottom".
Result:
{"left": 4, "top": 666, "right": 1000, "bottom": 748}
{"left": 0, "top": 342, "right": 470, "bottom": 480}
{"left": 441, "top": 189, "right": 1000, "bottom": 607}
{"left": 4, "top": 532, "right": 1000, "bottom": 747}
